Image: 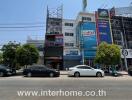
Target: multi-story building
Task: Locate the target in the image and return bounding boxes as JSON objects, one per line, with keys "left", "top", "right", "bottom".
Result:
{"left": 113, "top": 4, "right": 132, "bottom": 17}
{"left": 76, "top": 12, "right": 97, "bottom": 66}
{"left": 44, "top": 7, "right": 64, "bottom": 70}
{"left": 63, "top": 19, "right": 81, "bottom": 68}
{"left": 111, "top": 16, "right": 132, "bottom": 68}
{"left": 44, "top": 5, "right": 132, "bottom": 70}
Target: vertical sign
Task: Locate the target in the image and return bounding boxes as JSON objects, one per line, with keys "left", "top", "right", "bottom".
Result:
{"left": 96, "top": 9, "right": 112, "bottom": 44}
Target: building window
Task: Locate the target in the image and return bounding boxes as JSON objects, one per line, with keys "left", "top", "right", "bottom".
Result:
{"left": 114, "top": 40, "right": 122, "bottom": 46}
{"left": 50, "top": 31, "right": 60, "bottom": 34}
{"left": 50, "top": 21, "right": 60, "bottom": 26}
{"left": 65, "top": 23, "right": 73, "bottom": 27}
{"left": 82, "top": 17, "right": 92, "bottom": 21}
{"left": 65, "top": 32, "right": 74, "bottom": 36}
{"left": 65, "top": 43, "right": 74, "bottom": 47}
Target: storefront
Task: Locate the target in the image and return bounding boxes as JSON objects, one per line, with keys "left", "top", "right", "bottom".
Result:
{"left": 63, "top": 49, "right": 81, "bottom": 69}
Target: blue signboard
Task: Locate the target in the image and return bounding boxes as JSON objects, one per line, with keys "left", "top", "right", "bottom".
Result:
{"left": 81, "top": 22, "right": 97, "bottom": 50}
{"left": 97, "top": 20, "right": 112, "bottom": 44}
{"left": 81, "top": 22, "right": 97, "bottom": 58}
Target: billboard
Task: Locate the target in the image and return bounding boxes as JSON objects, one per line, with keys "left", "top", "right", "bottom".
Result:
{"left": 97, "top": 20, "right": 112, "bottom": 44}
{"left": 81, "top": 22, "right": 97, "bottom": 58}
{"left": 96, "top": 9, "right": 112, "bottom": 44}
{"left": 81, "top": 22, "right": 97, "bottom": 50}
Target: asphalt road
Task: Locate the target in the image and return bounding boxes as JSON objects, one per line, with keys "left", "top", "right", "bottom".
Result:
{"left": 0, "top": 75, "right": 132, "bottom": 100}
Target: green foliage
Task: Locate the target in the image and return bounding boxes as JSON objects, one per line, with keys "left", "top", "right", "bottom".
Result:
{"left": 16, "top": 44, "right": 39, "bottom": 66}
{"left": 0, "top": 52, "right": 3, "bottom": 64}
{"left": 1, "top": 42, "right": 39, "bottom": 68}
{"left": 1, "top": 42, "right": 20, "bottom": 67}
{"left": 94, "top": 42, "right": 121, "bottom": 66}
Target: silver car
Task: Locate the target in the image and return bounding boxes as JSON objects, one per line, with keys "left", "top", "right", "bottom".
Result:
{"left": 68, "top": 65, "right": 104, "bottom": 77}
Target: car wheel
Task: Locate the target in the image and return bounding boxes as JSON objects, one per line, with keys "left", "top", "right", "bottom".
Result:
{"left": 74, "top": 72, "right": 80, "bottom": 77}
{"left": 27, "top": 72, "right": 32, "bottom": 77}
{"left": 0, "top": 72, "right": 4, "bottom": 77}
{"left": 96, "top": 72, "right": 102, "bottom": 77}
{"left": 49, "top": 73, "right": 54, "bottom": 77}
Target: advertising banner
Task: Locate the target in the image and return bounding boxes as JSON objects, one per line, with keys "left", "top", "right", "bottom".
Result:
{"left": 81, "top": 22, "right": 97, "bottom": 58}
{"left": 96, "top": 9, "right": 112, "bottom": 44}
{"left": 97, "top": 19, "right": 112, "bottom": 44}
{"left": 81, "top": 22, "right": 97, "bottom": 50}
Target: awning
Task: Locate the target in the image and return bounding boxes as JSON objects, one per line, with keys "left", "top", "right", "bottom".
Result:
{"left": 45, "top": 57, "right": 62, "bottom": 60}
{"left": 63, "top": 55, "right": 81, "bottom": 60}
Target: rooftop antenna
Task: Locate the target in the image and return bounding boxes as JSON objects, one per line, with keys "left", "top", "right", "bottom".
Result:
{"left": 82, "top": 0, "right": 87, "bottom": 12}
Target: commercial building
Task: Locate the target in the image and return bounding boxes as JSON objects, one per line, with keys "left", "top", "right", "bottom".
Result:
{"left": 44, "top": 6, "right": 64, "bottom": 70}
{"left": 76, "top": 12, "right": 97, "bottom": 66}
{"left": 113, "top": 4, "right": 132, "bottom": 17}
{"left": 63, "top": 19, "right": 81, "bottom": 68}
{"left": 111, "top": 16, "right": 132, "bottom": 68}
{"left": 44, "top": 5, "right": 132, "bottom": 69}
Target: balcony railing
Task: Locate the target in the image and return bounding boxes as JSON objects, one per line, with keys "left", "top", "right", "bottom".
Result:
{"left": 45, "top": 41, "right": 63, "bottom": 47}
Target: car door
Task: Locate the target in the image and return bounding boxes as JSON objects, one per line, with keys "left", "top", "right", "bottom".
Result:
{"left": 40, "top": 67, "right": 47, "bottom": 76}
{"left": 32, "top": 67, "right": 41, "bottom": 76}
{"left": 82, "top": 66, "right": 93, "bottom": 76}
{"left": 77, "top": 66, "right": 91, "bottom": 76}
{"left": 87, "top": 67, "right": 97, "bottom": 76}
{"left": 78, "top": 66, "right": 94, "bottom": 76}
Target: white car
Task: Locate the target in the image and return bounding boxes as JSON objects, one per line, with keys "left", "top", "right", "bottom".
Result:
{"left": 68, "top": 65, "right": 104, "bottom": 77}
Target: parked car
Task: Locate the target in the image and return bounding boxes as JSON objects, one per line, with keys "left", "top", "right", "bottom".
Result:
{"left": 23, "top": 65, "right": 60, "bottom": 77}
{"left": 68, "top": 65, "right": 104, "bottom": 77}
{"left": 0, "top": 65, "right": 16, "bottom": 77}
{"left": 128, "top": 67, "right": 132, "bottom": 76}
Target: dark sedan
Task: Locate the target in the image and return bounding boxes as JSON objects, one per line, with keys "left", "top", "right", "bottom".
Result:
{"left": 128, "top": 67, "right": 132, "bottom": 76}
{"left": 0, "top": 65, "right": 16, "bottom": 77}
{"left": 23, "top": 65, "right": 60, "bottom": 77}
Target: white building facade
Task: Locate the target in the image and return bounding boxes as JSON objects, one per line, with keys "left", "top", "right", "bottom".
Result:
{"left": 62, "top": 19, "right": 81, "bottom": 68}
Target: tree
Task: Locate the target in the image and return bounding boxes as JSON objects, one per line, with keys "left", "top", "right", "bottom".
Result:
{"left": 94, "top": 42, "right": 121, "bottom": 69}
{"left": 16, "top": 44, "right": 39, "bottom": 67}
{"left": 1, "top": 41, "right": 20, "bottom": 68}
{"left": 0, "top": 52, "right": 3, "bottom": 64}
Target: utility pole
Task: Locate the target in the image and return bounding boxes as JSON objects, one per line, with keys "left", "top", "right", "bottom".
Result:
{"left": 121, "top": 31, "right": 128, "bottom": 71}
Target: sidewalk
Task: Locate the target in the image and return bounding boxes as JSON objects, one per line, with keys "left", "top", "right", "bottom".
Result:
{"left": 60, "top": 71, "right": 129, "bottom": 76}
{"left": 118, "top": 71, "right": 128, "bottom": 75}
{"left": 60, "top": 71, "right": 68, "bottom": 75}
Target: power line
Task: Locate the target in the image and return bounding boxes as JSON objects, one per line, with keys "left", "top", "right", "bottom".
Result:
{"left": 0, "top": 25, "right": 45, "bottom": 29}
{"left": 0, "top": 29, "right": 45, "bottom": 31}
{"left": 0, "top": 22, "right": 45, "bottom": 26}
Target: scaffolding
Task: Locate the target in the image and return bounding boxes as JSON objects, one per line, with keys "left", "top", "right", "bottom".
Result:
{"left": 44, "top": 5, "right": 64, "bottom": 70}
